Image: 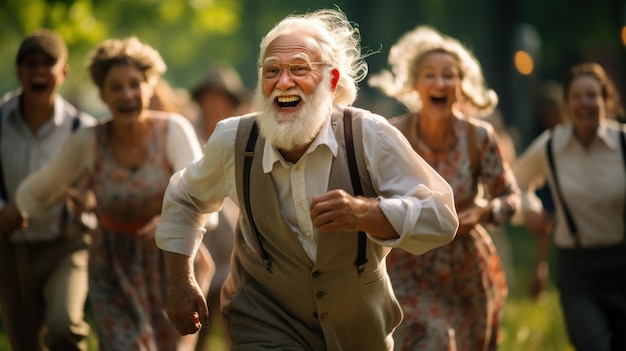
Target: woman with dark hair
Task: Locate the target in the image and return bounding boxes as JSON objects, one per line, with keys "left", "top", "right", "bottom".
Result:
{"left": 514, "top": 62, "right": 626, "bottom": 351}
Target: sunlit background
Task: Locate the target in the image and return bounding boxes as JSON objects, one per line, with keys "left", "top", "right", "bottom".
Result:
{"left": 1, "top": 0, "right": 624, "bottom": 149}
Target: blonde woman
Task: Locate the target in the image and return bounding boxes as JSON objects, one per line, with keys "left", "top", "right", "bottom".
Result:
{"left": 370, "top": 26, "right": 520, "bottom": 351}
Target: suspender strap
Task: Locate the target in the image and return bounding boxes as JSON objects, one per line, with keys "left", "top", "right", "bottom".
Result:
{"left": 343, "top": 108, "right": 368, "bottom": 275}
{"left": 619, "top": 127, "right": 626, "bottom": 245}
{"left": 71, "top": 115, "right": 81, "bottom": 132}
{"left": 243, "top": 109, "right": 368, "bottom": 275}
{"left": 243, "top": 122, "right": 272, "bottom": 272}
{"left": 546, "top": 131, "right": 580, "bottom": 247}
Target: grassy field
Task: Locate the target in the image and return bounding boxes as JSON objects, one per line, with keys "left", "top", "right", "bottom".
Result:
{"left": 0, "top": 224, "right": 573, "bottom": 351}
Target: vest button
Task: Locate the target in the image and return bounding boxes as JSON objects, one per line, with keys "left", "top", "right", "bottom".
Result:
{"left": 320, "top": 313, "right": 329, "bottom": 320}
{"left": 312, "top": 270, "right": 320, "bottom": 278}
{"left": 315, "top": 291, "right": 326, "bottom": 299}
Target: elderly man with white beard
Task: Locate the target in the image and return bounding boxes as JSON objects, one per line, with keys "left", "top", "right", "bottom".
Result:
{"left": 155, "top": 8, "right": 458, "bottom": 351}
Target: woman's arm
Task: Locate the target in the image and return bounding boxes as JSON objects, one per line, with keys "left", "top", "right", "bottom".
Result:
{"left": 15, "top": 127, "right": 95, "bottom": 218}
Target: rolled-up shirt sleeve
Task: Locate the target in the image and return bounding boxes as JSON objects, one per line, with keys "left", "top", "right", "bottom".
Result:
{"left": 156, "top": 117, "right": 238, "bottom": 257}
{"left": 361, "top": 114, "right": 458, "bottom": 254}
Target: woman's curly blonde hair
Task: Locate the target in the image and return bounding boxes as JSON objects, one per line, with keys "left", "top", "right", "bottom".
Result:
{"left": 369, "top": 25, "right": 497, "bottom": 117}
{"left": 87, "top": 36, "right": 166, "bottom": 89}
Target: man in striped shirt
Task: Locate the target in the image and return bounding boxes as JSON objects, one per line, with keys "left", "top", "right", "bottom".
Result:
{"left": 0, "top": 29, "right": 96, "bottom": 351}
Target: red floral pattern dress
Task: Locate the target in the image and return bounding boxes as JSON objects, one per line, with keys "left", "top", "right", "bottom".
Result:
{"left": 387, "top": 114, "right": 518, "bottom": 351}
{"left": 88, "top": 118, "right": 180, "bottom": 350}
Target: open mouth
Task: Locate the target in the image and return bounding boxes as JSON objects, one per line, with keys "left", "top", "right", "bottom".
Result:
{"left": 30, "top": 77, "right": 48, "bottom": 91}
{"left": 430, "top": 96, "right": 447, "bottom": 106}
{"left": 30, "top": 82, "right": 48, "bottom": 92}
{"left": 276, "top": 95, "right": 301, "bottom": 108}
{"left": 117, "top": 103, "right": 140, "bottom": 114}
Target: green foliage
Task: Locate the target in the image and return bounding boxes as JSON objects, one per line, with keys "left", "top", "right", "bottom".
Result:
{"left": 500, "top": 291, "right": 574, "bottom": 351}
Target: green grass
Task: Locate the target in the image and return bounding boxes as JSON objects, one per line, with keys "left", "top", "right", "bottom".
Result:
{"left": 0, "top": 224, "right": 573, "bottom": 350}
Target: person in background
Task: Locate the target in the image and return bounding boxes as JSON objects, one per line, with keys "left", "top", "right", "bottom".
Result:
{"left": 513, "top": 62, "right": 626, "bottom": 351}
{"left": 156, "top": 8, "right": 458, "bottom": 350}
{"left": 369, "top": 25, "right": 519, "bottom": 351}
{"left": 189, "top": 64, "right": 250, "bottom": 351}
{"left": 0, "top": 29, "right": 96, "bottom": 351}
{"left": 15, "top": 36, "right": 213, "bottom": 351}
{"left": 149, "top": 76, "right": 215, "bottom": 351}
{"left": 190, "top": 64, "right": 251, "bottom": 143}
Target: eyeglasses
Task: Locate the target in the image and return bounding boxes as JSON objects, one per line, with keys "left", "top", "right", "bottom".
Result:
{"left": 261, "top": 61, "right": 327, "bottom": 80}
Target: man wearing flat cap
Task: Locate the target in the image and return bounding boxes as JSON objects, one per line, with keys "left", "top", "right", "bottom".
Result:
{"left": 0, "top": 29, "right": 96, "bottom": 351}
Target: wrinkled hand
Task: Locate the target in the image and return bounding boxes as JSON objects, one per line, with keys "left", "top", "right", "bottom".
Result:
{"left": 456, "top": 205, "right": 490, "bottom": 235}
{"left": 166, "top": 279, "right": 209, "bottom": 336}
{"left": 137, "top": 215, "right": 160, "bottom": 241}
{"left": 0, "top": 203, "right": 27, "bottom": 237}
{"left": 310, "top": 189, "right": 366, "bottom": 232}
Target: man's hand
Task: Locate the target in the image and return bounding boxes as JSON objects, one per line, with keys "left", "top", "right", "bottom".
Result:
{"left": 164, "top": 251, "right": 210, "bottom": 335}
{"left": 310, "top": 189, "right": 398, "bottom": 240}
{"left": 0, "top": 203, "right": 27, "bottom": 237}
{"left": 310, "top": 189, "right": 364, "bottom": 232}
{"left": 166, "top": 278, "right": 209, "bottom": 335}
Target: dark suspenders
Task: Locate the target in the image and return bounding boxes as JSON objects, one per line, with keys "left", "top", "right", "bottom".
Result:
{"left": 343, "top": 109, "right": 368, "bottom": 275}
{"left": 242, "top": 122, "right": 271, "bottom": 272}
{"left": 546, "top": 128, "right": 626, "bottom": 247}
{"left": 243, "top": 108, "right": 368, "bottom": 275}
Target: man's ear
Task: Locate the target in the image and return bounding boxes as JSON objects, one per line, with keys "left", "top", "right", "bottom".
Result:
{"left": 330, "top": 69, "right": 339, "bottom": 91}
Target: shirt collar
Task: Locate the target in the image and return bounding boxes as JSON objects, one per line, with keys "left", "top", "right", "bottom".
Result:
{"left": 262, "top": 113, "right": 338, "bottom": 173}
{"left": 555, "top": 119, "right": 618, "bottom": 152}
{"left": 8, "top": 91, "right": 65, "bottom": 129}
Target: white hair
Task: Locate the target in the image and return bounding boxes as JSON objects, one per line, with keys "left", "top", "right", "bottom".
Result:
{"left": 256, "top": 8, "right": 368, "bottom": 106}
{"left": 369, "top": 25, "right": 497, "bottom": 116}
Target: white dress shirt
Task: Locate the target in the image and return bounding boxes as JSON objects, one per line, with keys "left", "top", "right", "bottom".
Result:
{"left": 156, "top": 110, "right": 458, "bottom": 262}
{"left": 514, "top": 120, "right": 626, "bottom": 248}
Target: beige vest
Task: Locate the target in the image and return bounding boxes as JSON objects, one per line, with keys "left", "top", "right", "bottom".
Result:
{"left": 221, "top": 105, "right": 401, "bottom": 351}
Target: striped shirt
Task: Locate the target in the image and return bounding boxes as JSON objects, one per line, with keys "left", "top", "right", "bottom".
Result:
{"left": 0, "top": 89, "right": 96, "bottom": 242}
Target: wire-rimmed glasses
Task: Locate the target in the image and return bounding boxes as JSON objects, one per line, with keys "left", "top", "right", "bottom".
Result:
{"left": 261, "top": 61, "right": 327, "bottom": 80}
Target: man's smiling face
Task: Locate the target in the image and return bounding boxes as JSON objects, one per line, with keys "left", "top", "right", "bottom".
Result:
{"left": 17, "top": 51, "right": 67, "bottom": 103}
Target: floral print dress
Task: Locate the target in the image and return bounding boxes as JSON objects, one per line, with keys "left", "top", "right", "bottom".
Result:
{"left": 387, "top": 114, "right": 518, "bottom": 351}
{"left": 88, "top": 118, "right": 180, "bottom": 350}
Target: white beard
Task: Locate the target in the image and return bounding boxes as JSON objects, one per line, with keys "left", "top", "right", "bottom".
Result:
{"left": 254, "top": 74, "right": 333, "bottom": 151}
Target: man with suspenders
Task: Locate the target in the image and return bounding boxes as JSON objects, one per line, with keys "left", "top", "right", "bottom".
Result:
{"left": 0, "top": 29, "right": 96, "bottom": 351}
{"left": 156, "top": 9, "right": 458, "bottom": 350}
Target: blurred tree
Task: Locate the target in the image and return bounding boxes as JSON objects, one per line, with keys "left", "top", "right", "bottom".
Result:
{"left": 0, "top": 0, "right": 623, "bottom": 142}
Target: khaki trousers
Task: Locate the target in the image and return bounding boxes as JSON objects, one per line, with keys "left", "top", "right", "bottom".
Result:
{"left": 0, "top": 233, "right": 90, "bottom": 351}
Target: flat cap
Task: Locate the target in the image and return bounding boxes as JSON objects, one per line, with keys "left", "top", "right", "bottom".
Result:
{"left": 16, "top": 29, "right": 67, "bottom": 65}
